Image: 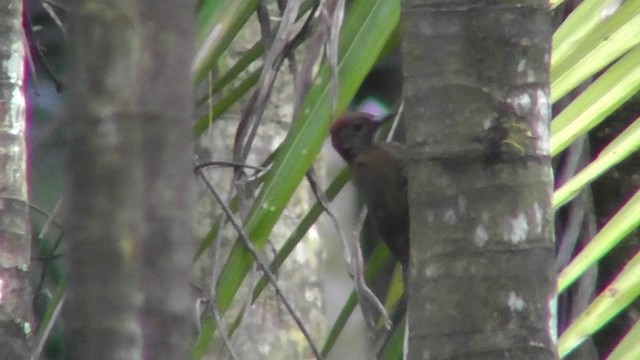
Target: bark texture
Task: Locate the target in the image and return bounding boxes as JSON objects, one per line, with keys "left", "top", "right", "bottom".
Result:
{"left": 0, "top": 1, "right": 33, "bottom": 358}
{"left": 64, "top": 1, "right": 194, "bottom": 359}
{"left": 400, "top": 1, "right": 557, "bottom": 358}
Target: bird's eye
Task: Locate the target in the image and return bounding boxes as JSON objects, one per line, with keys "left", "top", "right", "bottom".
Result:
{"left": 353, "top": 123, "right": 364, "bottom": 131}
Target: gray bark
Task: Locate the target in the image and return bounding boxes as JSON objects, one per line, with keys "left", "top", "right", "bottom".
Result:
{"left": 64, "top": 0, "right": 195, "bottom": 358}
{"left": 0, "top": 0, "right": 34, "bottom": 358}
{"left": 400, "top": 1, "right": 557, "bottom": 358}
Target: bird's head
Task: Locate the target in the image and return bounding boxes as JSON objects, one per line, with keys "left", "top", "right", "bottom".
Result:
{"left": 330, "top": 112, "right": 393, "bottom": 163}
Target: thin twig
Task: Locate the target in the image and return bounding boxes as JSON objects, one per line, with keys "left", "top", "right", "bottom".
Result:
{"left": 353, "top": 208, "right": 391, "bottom": 329}
{"left": 24, "top": 5, "right": 65, "bottom": 91}
{"left": 196, "top": 170, "right": 323, "bottom": 360}
{"left": 39, "top": 196, "right": 64, "bottom": 240}
{"left": 41, "top": 1, "right": 68, "bottom": 39}
{"left": 325, "top": 0, "right": 345, "bottom": 111}
{"left": 23, "top": 28, "right": 39, "bottom": 89}
{"left": 556, "top": 136, "right": 588, "bottom": 270}
{"left": 31, "top": 293, "right": 65, "bottom": 360}
{"left": 386, "top": 102, "right": 404, "bottom": 142}
{"left": 556, "top": 192, "right": 587, "bottom": 271}
{"left": 305, "top": 169, "right": 390, "bottom": 329}
{"left": 291, "top": 4, "right": 328, "bottom": 118}
{"left": 570, "top": 198, "right": 598, "bottom": 321}
{"left": 34, "top": 232, "right": 64, "bottom": 299}
{"left": 28, "top": 203, "right": 66, "bottom": 297}
{"left": 233, "top": 0, "right": 304, "bottom": 167}
{"left": 210, "top": 300, "right": 241, "bottom": 360}
{"left": 194, "top": 161, "right": 267, "bottom": 175}
{"left": 305, "top": 167, "right": 351, "bottom": 266}
{"left": 556, "top": 136, "right": 586, "bottom": 187}
{"left": 256, "top": 2, "right": 273, "bottom": 49}
{"left": 42, "top": 0, "right": 67, "bottom": 10}
{"left": 28, "top": 203, "right": 64, "bottom": 234}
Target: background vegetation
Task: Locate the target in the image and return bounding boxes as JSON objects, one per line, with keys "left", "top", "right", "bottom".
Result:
{"left": 16, "top": 0, "right": 640, "bottom": 358}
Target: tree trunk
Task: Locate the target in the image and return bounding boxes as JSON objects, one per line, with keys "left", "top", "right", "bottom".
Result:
{"left": 0, "top": 1, "right": 34, "bottom": 358}
{"left": 400, "top": 1, "right": 557, "bottom": 358}
{"left": 64, "top": 1, "right": 195, "bottom": 358}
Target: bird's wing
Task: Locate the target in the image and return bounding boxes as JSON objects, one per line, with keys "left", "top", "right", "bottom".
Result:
{"left": 353, "top": 142, "right": 409, "bottom": 267}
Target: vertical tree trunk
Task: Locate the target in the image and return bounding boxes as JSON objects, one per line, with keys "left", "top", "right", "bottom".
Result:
{"left": 64, "top": 1, "right": 194, "bottom": 359}
{"left": 0, "top": 1, "right": 34, "bottom": 358}
{"left": 401, "top": 1, "right": 557, "bottom": 358}
{"left": 137, "top": 1, "right": 195, "bottom": 356}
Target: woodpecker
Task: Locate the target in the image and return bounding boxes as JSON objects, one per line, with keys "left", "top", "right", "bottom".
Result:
{"left": 330, "top": 112, "right": 409, "bottom": 272}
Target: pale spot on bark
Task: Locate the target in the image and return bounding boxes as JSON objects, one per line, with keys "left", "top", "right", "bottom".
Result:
{"left": 506, "top": 212, "right": 528, "bottom": 244}
{"left": 426, "top": 210, "right": 435, "bottom": 223}
{"left": 482, "top": 117, "right": 493, "bottom": 130}
{"left": 548, "top": 294, "right": 558, "bottom": 344}
{"left": 457, "top": 195, "right": 467, "bottom": 214}
{"left": 507, "top": 91, "right": 532, "bottom": 116}
{"left": 424, "top": 264, "right": 441, "bottom": 278}
{"left": 474, "top": 225, "right": 488, "bottom": 247}
{"left": 507, "top": 291, "right": 526, "bottom": 311}
{"left": 533, "top": 89, "right": 551, "bottom": 154}
{"left": 443, "top": 209, "right": 457, "bottom": 224}
{"left": 531, "top": 202, "right": 543, "bottom": 234}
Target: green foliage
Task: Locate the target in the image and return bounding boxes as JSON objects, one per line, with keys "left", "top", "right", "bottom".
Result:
{"left": 559, "top": 250, "right": 640, "bottom": 357}
{"left": 551, "top": 2, "right": 640, "bottom": 357}
{"left": 551, "top": 45, "right": 640, "bottom": 156}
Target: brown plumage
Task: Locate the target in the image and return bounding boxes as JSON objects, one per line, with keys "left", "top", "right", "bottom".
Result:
{"left": 330, "top": 112, "right": 409, "bottom": 271}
